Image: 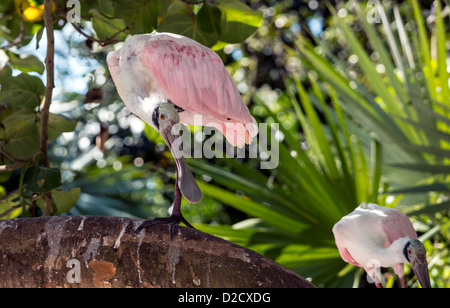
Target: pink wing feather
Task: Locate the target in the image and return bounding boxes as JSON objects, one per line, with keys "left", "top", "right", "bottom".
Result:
{"left": 333, "top": 203, "right": 418, "bottom": 278}
{"left": 377, "top": 205, "right": 417, "bottom": 279}
{"left": 332, "top": 222, "right": 361, "bottom": 266}
{"left": 380, "top": 207, "right": 417, "bottom": 246}
{"left": 139, "top": 34, "right": 257, "bottom": 147}
{"left": 336, "top": 242, "right": 361, "bottom": 266}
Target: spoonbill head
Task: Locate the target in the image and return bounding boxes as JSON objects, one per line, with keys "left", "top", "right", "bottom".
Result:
{"left": 332, "top": 203, "right": 431, "bottom": 288}
{"left": 403, "top": 239, "right": 430, "bottom": 289}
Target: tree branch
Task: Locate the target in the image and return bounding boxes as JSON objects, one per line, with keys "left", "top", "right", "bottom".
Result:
{"left": 70, "top": 22, "right": 133, "bottom": 47}
{"left": 0, "top": 161, "right": 23, "bottom": 172}
{"left": 41, "top": 0, "right": 55, "bottom": 216}
{"left": 0, "top": 148, "right": 25, "bottom": 163}
{"left": 0, "top": 216, "right": 316, "bottom": 288}
{"left": 52, "top": 0, "right": 132, "bottom": 47}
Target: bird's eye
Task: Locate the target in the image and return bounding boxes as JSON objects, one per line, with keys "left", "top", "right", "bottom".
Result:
{"left": 160, "top": 113, "right": 166, "bottom": 120}
{"left": 408, "top": 249, "right": 412, "bottom": 255}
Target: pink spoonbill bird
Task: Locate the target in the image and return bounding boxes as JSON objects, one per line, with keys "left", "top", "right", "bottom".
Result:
{"left": 107, "top": 32, "right": 258, "bottom": 234}
{"left": 332, "top": 203, "right": 431, "bottom": 288}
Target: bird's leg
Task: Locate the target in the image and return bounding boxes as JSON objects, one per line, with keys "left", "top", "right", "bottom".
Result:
{"left": 400, "top": 276, "right": 406, "bottom": 288}
{"left": 374, "top": 282, "right": 384, "bottom": 288}
{"left": 134, "top": 170, "right": 194, "bottom": 239}
{"left": 374, "top": 268, "right": 386, "bottom": 288}
{"left": 171, "top": 174, "right": 194, "bottom": 229}
{"left": 366, "top": 267, "right": 385, "bottom": 288}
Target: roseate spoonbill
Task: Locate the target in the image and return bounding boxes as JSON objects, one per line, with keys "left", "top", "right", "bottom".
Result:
{"left": 332, "top": 203, "right": 431, "bottom": 288}
{"left": 107, "top": 32, "right": 258, "bottom": 234}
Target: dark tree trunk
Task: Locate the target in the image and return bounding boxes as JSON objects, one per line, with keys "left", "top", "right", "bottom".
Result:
{"left": 0, "top": 216, "right": 316, "bottom": 288}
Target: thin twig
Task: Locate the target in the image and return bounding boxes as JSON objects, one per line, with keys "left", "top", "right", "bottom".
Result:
{"left": 0, "top": 148, "right": 25, "bottom": 163}
{"left": 41, "top": 0, "right": 54, "bottom": 166}
{"left": 0, "top": 161, "right": 23, "bottom": 172}
{"left": 52, "top": 0, "right": 132, "bottom": 47}
{"left": 41, "top": 0, "right": 55, "bottom": 216}
{"left": 71, "top": 22, "right": 133, "bottom": 46}
{"left": 180, "top": 0, "right": 197, "bottom": 17}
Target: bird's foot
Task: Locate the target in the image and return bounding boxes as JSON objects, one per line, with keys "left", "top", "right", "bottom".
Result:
{"left": 134, "top": 214, "right": 194, "bottom": 239}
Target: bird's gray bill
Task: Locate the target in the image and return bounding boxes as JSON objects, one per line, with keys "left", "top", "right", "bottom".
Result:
{"left": 412, "top": 261, "right": 431, "bottom": 288}
{"left": 161, "top": 122, "right": 202, "bottom": 204}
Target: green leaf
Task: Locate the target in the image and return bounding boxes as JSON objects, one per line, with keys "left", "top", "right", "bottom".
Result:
{"left": 99, "top": 0, "right": 115, "bottom": 18}
{"left": 217, "top": 0, "right": 262, "bottom": 43}
{"left": 197, "top": 2, "right": 222, "bottom": 34}
{"left": 411, "top": 0, "right": 435, "bottom": 101}
{"left": 354, "top": 3, "right": 406, "bottom": 103}
{"left": 23, "top": 166, "right": 61, "bottom": 194}
{"left": 144, "top": 122, "right": 164, "bottom": 144}
{"left": 0, "top": 0, "right": 13, "bottom": 13}
{"left": 389, "top": 183, "right": 450, "bottom": 194}
{"left": 188, "top": 158, "right": 318, "bottom": 226}
{"left": 388, "top": 163, "right": 450, "bottom": 174}
{"left": 0, "top": 65, "right": 12, "bottom": 84}
{"left": 334, "top": 9, "right": 405, "bottom": 118}
{"left": 0, "top": 14, "right": 34, "bottom": 46}
{"left": 38, "top": 188, "right": 81, "bottom": 215}
{"left": 295, "top": 76, "right": 340, "bottom": 179}
{"left": 369, "top": 139, "right": 382, "bottom": 203}
{"left": 157, "top": 0, "right": 218, "bottom": 47}
{"left": 198, "top": 182, "right": 307, "bottom": 234}
{"left": 406, "top": 200, "right": 450, "bottom": 216}
{"left": 5, "top": 51, "right": 45, "bottom": 74}
{"left": 0, "top": 189, "right": 21, "bottom": 219}
{"left": 1, "top": 109, "right": 40, "bottom": 160}
{"left": 89, "top": 9, "right": 128, "bottom": 41}
{"left": 0, "top": 109, "right": 75, "bottom": 162}
{"left": 396, "top": 143, "right": 450, "bottom": 160}
{"left": 0, "top": 185, "right": 6, "bottom": 198}
{"left": 46, "top": 113, "right": 77, "bottom": 143}
{"left": 35, "top": 25, "right": 44, "bottom": 49}
{"left": 0, "top": 72, "right": 45, "bottom": 110}
{"left": 0, "top": 171, "right": 12, "bottom": 182}
{"left": 114, "top": 0, "right": 161, "bottom": 35}
{"left": 435, "top": 0, "right": 450, "bottom": 105}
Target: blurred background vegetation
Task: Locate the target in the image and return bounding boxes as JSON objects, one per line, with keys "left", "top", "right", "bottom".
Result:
{"left": 0, "top": 0, "right": 449, "bottom": 287}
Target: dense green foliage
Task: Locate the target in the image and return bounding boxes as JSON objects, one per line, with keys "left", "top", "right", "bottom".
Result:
{"left": 0, "top": 0, "right": 448, "bottom": 287}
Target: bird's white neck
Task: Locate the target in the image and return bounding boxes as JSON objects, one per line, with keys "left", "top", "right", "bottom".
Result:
{"left": 125, "top": 93, "right": 165, "bottom": 128}
{"left": 371, "top": 237, "right": 410, "bottom": 267}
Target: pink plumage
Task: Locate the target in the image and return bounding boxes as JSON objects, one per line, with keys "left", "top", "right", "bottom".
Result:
{"left": 380, "top": 207, "right": 417, "bottom": 245}
{"left": 115, "top": 32, "right": 258, "bottom": 148}
{"left": 107, "top": 32, "right": 261, "bottom": 232}
{"left": 332, "top": 203, "right": 423, "bottom": 287}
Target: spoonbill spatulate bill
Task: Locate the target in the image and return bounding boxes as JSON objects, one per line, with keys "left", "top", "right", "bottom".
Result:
{"left": 332, "top": 203, "right": 431, "bottom": 288}
{"left": 107, "top": 32, "right": 258, "bottom": 234}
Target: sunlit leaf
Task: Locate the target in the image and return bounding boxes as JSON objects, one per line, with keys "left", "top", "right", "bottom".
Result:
{"left": 46, "top": 113, "right": 77, "bottom": 143}
{"left": 0, "top": 71, "right": 44, "bottom": 110}
{"left": 90, "top": 9, "right": 128, "bottom": 41}
{"left": 157, "top": 0, "right": 218, "bottom": 47}
{"left": 113, "top": 0, "right": 161, "bottom": 34}
{"left": 22, "top": 166, "right": 61, "bottom": 194}
{"left": 5, "top": 51, "right": 44, "bottom": 74}
{"left": 36, "top": 187, "right": 81, "bottom": 215}
{"left": 217, "top": 0, "right": 262, "bottom": 43}
{"left": 1, "top": 109, "right": 40, "bottom": 160}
